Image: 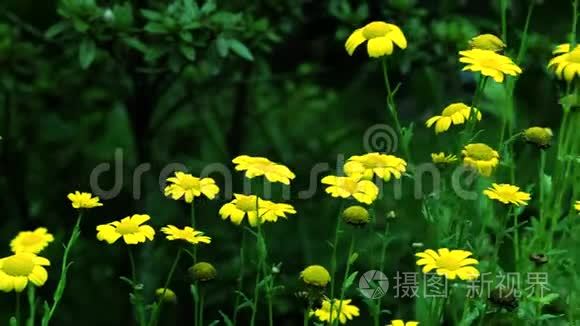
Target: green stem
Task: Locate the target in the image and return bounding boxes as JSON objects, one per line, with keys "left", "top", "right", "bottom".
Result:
{"left": 500, "top": 0, "right": 508, "bottom": 44}
{"left": 374, "top": 221, "right": 390, "bottom": 326}
{"left": 303, "top": 305, "right": 310, "bottom": 326}
{"left": 233, "top": 231, "right": 246, "bottom": 326}
{"left": 466, "top": 77, "right": 487, "bottom": 140}
{"left": 334, "top": 233, "right": 356, "bottom": 326}
{"left": 328, "top": 202, "right": 344, "bottom": 322}
{"left": 16, "top": 292, "right": 21, "bottom": 326}
{"left": 513, "top": 208, "right": 520, "bottom": 264}
{"left": 42, "top": 212, "right": 83, "bottom": 326}
{"left": 198, "top": 287, "right": 205, "bottom": 326}
{"left": 148, "top": 249, "right": 182, "bottom": 326}
{"left": 381, "top": 58, "right": 410, "bottom": 160}
{"left": 128, "top": 247, "right": 145, "bottom": 326}
{"left": 26, "top": 285, "right": 35, "bottom": 326}
{"left": 251, "top": 196, "right": 269, "bottom": 326}
{"left": 191, "top": 202, "right": 197, "bottom": 263}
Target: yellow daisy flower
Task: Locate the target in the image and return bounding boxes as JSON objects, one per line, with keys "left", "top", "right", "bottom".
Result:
{"left": 431, "top": 152, "right": 458, "bottom": 164}
{"left": 311, "top": 298, "right": 360, "bottom": 324}
{"left": 321, "top": 175, "right": 379, "bottom": 204}
{"left": 459, "top": 49, "right": 522, "bottom": 83}
{"left": 10, "top": 228, "right": 54, "bottom": 254}
{"left": 575, "top": 201, "right": 580, "bottom": 213}
{"left": 232, "top": 155, "right": 295, "bottom": 185}
{"left": 67, "top": 191, "right": 102, "bottom": 209}
{"left": 160, "top": 225, "right": 211, "bottom": 245}
{"left": 483, "top": 183, "right": 531, "bottom": 206}
{"left": 344, "top": 153, "right": 407, "bottom": 181}
{"left": 96, "top": 214, "right": 155, "bottom": 245}
{"left": 548, "top": 48, "right": 580, "bottom": 82}
{"left": 469, "top": 34, "right": 505, "bottom": 52}
{"left": 388, "top": 320, "right": 420, "bottom": 326}
{"left": 415, "top": 248, "right": 480, "bottom": 280}
{"left": 0, "top": 252, "right": 50, "bottom": 292}
{"left": 462, "top": 143, "right": 500, "bottom": 176}
{"left": 553, "top": 43, "right": 580, "bottom": 55}
{"left": 260, "top": 201, "right": 297, "bottom": 223}
{"left": 425, "top": 102, "right": 481, "bottom": 134}
{"left": 164, "top": 172, "right": 219, "bottom": 203}
{"left": 219, "top": 194, "right": 266, "bottom": 227}
{"left": 345, "top": 21, "right": 407, "bottom": 58}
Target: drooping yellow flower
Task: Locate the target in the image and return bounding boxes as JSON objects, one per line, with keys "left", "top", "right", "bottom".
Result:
{"left": 415, "top": 248, "right": 479, "bottom": 280}
{"left": 96, "top": 214, "right": 155, "bottom": 245}
{"left": 321, "top": 175, "right": 379, "bottom": 204}
{"left": 160, "top": 225, "right": 211, "bottom": 245}
{"left": 553, "top": 43, "right": 580, "bottom": 55}
{"left": 548, "top": 48, "right": 580, "bottom": 82}
{"left": 300, "top": 265, "right": 331, "bottom": 287}
{"left": 462, "top": 143, "right": 500, "bottom": 176}
{"left": 345, "top": 21, "right": 407, "bottom": 58}
{"left": 219, "top": 194, "right": 266, "bottom": 227}
{"left": 0, "top": 253, "right": 50, "bottom": 292}
{"left": 10, "top": 228, "right": 54, "bottom": 254}
{"left": 232, "top": 155, "right": 295, "bottom": 185}
{"left": 425, "top": 103, "right": 481, "bottom": 134}
{"left": 344, "top": 153, "right": 407, "bottom": 181}
{"left": 67, "top": 191, "right": 102, "bottom": 209}
{"left": 311, "top": 298, "right": 360, "bottom": 324}
{"left": 469, "top": 34, "right": 505, "bottom": 52}
{"left": 459, "top": 49, "right": 522, "bottom": 83}
{"left": 164, "top": 172, "right": 219, "bottom": 203}
{"left": 260, "top": 201, "right": 297, "bottom": 223}
{"left": 431, "top": 152, "right": 458, "bottom": 165}
{"left": 388, "top": 320, "right": 420, "bottom": 326}
{"left": 484, "top": 183, "right": 531, "bottom": 206}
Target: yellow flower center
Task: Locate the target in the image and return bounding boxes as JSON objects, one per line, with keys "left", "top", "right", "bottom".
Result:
{"left": 442, "top": 103, "right": 468, "bottom": 116}
{"left": 465, "top": 143, "right": 495, "bottom": 161}
{"left": 116, "top": 221, "right": 139, "bottom": 234}
{"left": 2, "top": 254, "right": 34, "bottom": 276}
{"left": 567, "top": 49, "right": 580, "bottom": 63}
{"left": 179, "top": 176, "right": 200, "bottom": 190}
{"left": 19, "top": 234, "right": 43, "bottom": 246}
{"left": 362, "top": 22, "right": 392, "bottom": 39}
{"left": 341, "top": 178, "right": 359, "bottom": 194}
{"left": 436, "top": 254, "right": 462, "bottom": 271}
{"left": 236, "top": 196, "right": 258, "bottom": 212}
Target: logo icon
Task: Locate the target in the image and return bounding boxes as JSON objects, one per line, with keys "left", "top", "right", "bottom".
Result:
{"left": 359, "top": 270, "right": 389, "bottom": 299}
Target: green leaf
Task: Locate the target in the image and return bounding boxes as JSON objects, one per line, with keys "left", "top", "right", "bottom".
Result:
{"left": 179, "top": 44, "right": 196, "bottom": 61}
{"left": 201, "top": 0, "right": 216, "bottom": 14}
{"left": 218, "top": 311, "right": 234, "bottom": 326}
{"left": 348, "top": 252, "right": 359, "bottom": 265}
{"left": 144, "top": 22, "right": 168, "bottom": 34}
{"left": 9, "top": 317, "right": 17, "bottom": 326}
{"left": 45, "top": 21, "right": 69, "bottom": 39}
{"left": 79, "top": 38, "right": 96, "bottom": 69}
{"left": 229, "top": 39, "right": 254, "bottom": 61}
{"left": 342, "top": 271, "right": 359, "bottom": 291}
{"left": 216, "top": 36, "right": 229, "bottom": 57}
{"left": 141, "top": 9, "right": 163, "bottom": 21}
{"left": 190, "top": 284, "right": 199, "bottom": 302}
{"left": 207, "top": 321, "right": 220, "bottom": 326}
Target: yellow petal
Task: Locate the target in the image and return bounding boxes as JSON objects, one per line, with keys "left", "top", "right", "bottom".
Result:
{"left": 367, "top": 37, "right": 394, "bottom": 58}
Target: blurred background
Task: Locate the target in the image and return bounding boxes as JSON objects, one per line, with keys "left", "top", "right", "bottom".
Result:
{"left": 0, "top": 0, "right": 575, "bottom": 324}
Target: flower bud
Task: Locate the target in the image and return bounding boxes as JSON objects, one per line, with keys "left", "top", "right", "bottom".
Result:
{"left": 189, "top": 262, "right": 216, "bottom": 282}
{"left": 523, "top": 127, "right": 553, "bottom": 149}
{"left": 342, "top": 205, "right": 370, "bottom": 226}
{"left": 300, "top": 265, "right": 331, "bottom": 288}
{"left": 155, "top": 288, "right": 177, "bottom": 303}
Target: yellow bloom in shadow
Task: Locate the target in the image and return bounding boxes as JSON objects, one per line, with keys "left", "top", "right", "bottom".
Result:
{"left": 0, "top": 253, "right": 50, "bottom": 292}
{"left": 160, "top": 225, "right": 211, "bottom": 245}
{"left": 425, "top": 103, "right": 481, "bottom": 134}
{"left": 548, "top": 48, "right": 580, "bottom": 82}
{"left": 415, "top": 248, "right": 479, "bottom": 280}
{"left": 164, "top": 172, "right": 219, "bottom": 203}
{"left": 321, "top": 175, "right": 378, "bottom": 204}
{"left": 219, "top": 194, "right": 295, "bottom": 226}
{"left": 388, "top": 320, "right": 420, "bottom": 326}
{"left": 484, "top": 183, "right": 531, "bottom": 206}
{"left": 344, "top": 153, "right": 407, "bottom": 181}
{"left": 10, "top": 228, "right": 54, "bottom": 254}
{"left": 345, "top": 21, "right": 407, "bottom": 58}
{"left": 459, "top": 49, "right": 522, "bottom": 83}
{"left": 311, "top": 298, "right": 360, "bottom": 324}
{"left": 575, "top": 201, "right": 580, "bottom": 213}
{"left": 96, "top": 214, "right": 155, "bottom": 245}
{"left": 462, "top": 143, "right": 500, "bottom": 176}
{"left": 233, "top": 155, "right": 295, "bottom": 185}
{"left": 67, "top": 191, "right": 102, "bottom": 209}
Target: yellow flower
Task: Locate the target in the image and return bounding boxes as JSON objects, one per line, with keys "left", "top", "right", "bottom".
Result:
{"left": 219, "top": 194, "right": 265, "bottom": 227}
{"left": 469, "top": 34, "right": 505, "bottom": 52}
{"left": 164, "top": 172, "right": 219, "bottom": 203}
{"left": 425, "top": 103, "right": 481, "bottom": 134}
{"left": 311, "top": 298, "right": 360, "bottom": 324}
{"left": 575, "top": 201, "right": 580, "bottom": 213}
{"left": 483, "top": 183, "right": 531, "bottom": 206}
{"left": 160, "top": 225, "right": 211, "bottom": 245}
{"left": 415, "top": 248, "right": 479, "bottom": 280}
{"left": 344, "top": 153, "right": 407, "bottom": 181}
{"left": 321, "top": 175, "right": 379, "bottom": 204}
{"left": 232, "top": 155, "right": 295, "bottom": 185}
{"left": 96, "top": 214, "right": 155, "bottom": 245}
{"left": 431, "top": 152, "right": 458, "bottom": 164}
{"left": 388, "top": 320, "right": 420, "bottom": 326}
{"left": 459, "top": 49, "right": 522, "bottom": 83}
{"left": 67, "top": 191, "right": 102, "bottom": 209}
{"left": 0, "top": 253, "right": 50, "bottom": 292}
{"left": 553, "top": 43, "right": 580, "bottom": 55}
{"left": 462, "top": 143, "right": 500, "bottom": 176}
{"left": 10, "top": 228, "right": 54, "bottom": 254}
{"left": 548, "top": 48, "right": 580, "bottom": 82}
{"left": 260, "top": 201, "right": 297, "bottom": 223}
{"left": 300, "top": 265, "right": 331, "bottom": 287}
{"left": 155, "top": 288, "right": 177, "bottom": 303}
{"left": 345, "top": 21, "right": 407, "bottom": 58}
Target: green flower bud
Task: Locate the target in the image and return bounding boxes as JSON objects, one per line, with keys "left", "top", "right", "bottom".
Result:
{"left": 523, "top": 127, "right": 553, "bottom": 149}
{"left": 342, "top": 205, "right": 370, "bottom": 226}
{"left": 155, "top": 288, "right": 177, "bottom": 303}
{"left": 299, "top": 265, "right": 331, "bottom": 287}
{"left": 189, "top": 262, "right": 217, "bottom": 282}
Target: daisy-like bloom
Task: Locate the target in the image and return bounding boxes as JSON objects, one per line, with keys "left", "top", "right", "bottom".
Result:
{"left": 483, "top": 183, "right": 531, "bottom": 206}
{"left": 96, "top": 214, "right": 155, "bottom": 245}
{"left": 425, "top": 103, "right": 482, "bottom": 134}
{"left": 232, "top": 155, "right": 295, "bottom": 185}
{"left": 345, "top": 21, "right": 407, "bottom": 58}
{"left": 219, "top": 194, "right": 266, "bottom": 227}
{"left": 459, "top": 49, "right": 522, "bottom": 83}
{"left": 67, "top": 191, "right": 102, "bottom": 209}
{"left": 469, "top": 34, "right": 505, "bottom": 52}
{"left": 575, "top": 201, "right": 580, "bottom": 213}
{"left": 300, "top": 265, "right": 331, "bottom": 287}
{"left": 260, "top": 201, "right": 297, "bottom": 223}
{"left": 388, "top": 320, "right": 419, "bottom": 326}
{"left": 0, "top": 252, "right": 50, "bottom": 292}
{"left": 415, "top": 248, "right": 480, "bottom": 280}
{"left": 344, "top": 153, "right": 407, "bottom": 181}
{"left": 160, "top": 225, "right": 211, "bottom": 245}
{"left": 164, "top": 172, "right": 219, "bottom": 203}
{"left": 553, "top": 43, "right": 580, "bottom": 55}
{"left": 321, "top": 175, "right": 379, "bottom": 204}
{"left": 462, "top": 143, "right": 500, "bottom": 176}
{"left": 431, "top": 152, "right": 458, "bottom": 165}
{"left": 548, "top": 48, "right": 580, "bottom": 82}
{"left": 311, "top": 298, "right": 360, "bottom": 324}
{"left": 10, "top": 228, "right": 54, "bottom": 254}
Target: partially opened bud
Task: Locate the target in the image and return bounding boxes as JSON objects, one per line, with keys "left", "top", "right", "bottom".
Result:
{"left": 523, "top": 127, "right": 553, "bottom": 149}
{"left": 342, "top": 205, "right": 370, "bottom": 226}
{"left": 155, "top": 288, "right": 177, "bottom": 303}
{"left": 299, "top": 265, "right": 331, "bottom": 288}
{"left": 189, "top": 262, "right": 217, "bottom": 282}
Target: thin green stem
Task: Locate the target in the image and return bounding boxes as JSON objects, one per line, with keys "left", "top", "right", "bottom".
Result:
{"left": 191, "top": 202, "right": 197, "bottom": 263}
{"left": 148, "top": 249, "right": 182, "bottom": 326}
{"left": 233, "top": 231, "right": 246, "bottom": 326}
{"left": 26, "top": 285, "right": 35, "bottom": 326}
{"left": 513, "top": 208, "right": 520, "bottom": 264}
{"left": 303, "top": 305, "right": 310, "bottom": 326}
{"left": 16, "top": 292, "right": 21, "bottom": 326}
{"left": 334, "top": 233, "right": 356, "bottom": 326}
{"left": 500, "top": 0, "right": 508, "bottom": 44}
{"left": 198, "top": 288, "right": 205, "bottom": 326}
{"left": 127, "top": 247, "right": 145, "bottom": 326}
{"left": 381, "top": 58, "right": 410, "bottom": 160}
{"left": 251, "top": 195, "right": 270, "bottom": 326}
{"left": 328, "top": 202, "right": 345, "bottom": 321}
{"left": 374, "top": 221, "right": 390, "bottom": 326}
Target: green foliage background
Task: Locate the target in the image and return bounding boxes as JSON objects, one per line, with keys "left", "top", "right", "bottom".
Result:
{"left": 0, "top": 0, "right": 578, "bottom": 325}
